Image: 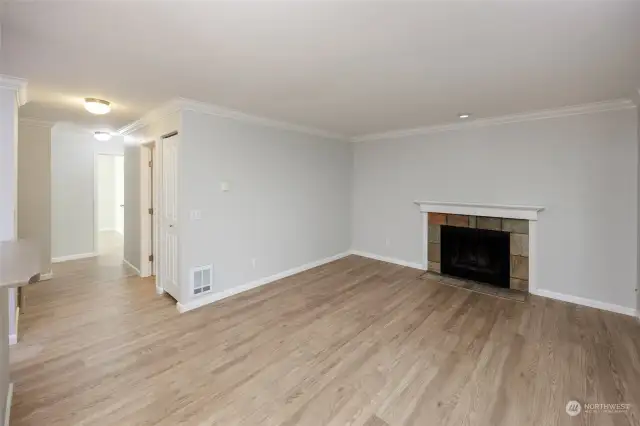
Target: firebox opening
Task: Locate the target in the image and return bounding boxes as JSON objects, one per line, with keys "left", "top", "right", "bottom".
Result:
{"left": 440, "top": 225, "right": 510, "bottom": 288}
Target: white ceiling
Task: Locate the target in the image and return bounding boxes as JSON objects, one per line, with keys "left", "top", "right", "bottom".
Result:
{"left": 2, "top": 1, "right": 639, "bottom": 137}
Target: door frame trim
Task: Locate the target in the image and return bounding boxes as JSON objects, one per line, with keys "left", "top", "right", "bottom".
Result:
{"left": 139, "top": 141, "right": 156, "bottom": 279}
{"left": 143, "top": 131, "right": 179, "bottom": 297}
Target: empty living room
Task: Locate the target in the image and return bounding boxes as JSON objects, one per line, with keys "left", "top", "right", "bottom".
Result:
{"left": 1, "top": 1, "right": 640, "bottom": 425}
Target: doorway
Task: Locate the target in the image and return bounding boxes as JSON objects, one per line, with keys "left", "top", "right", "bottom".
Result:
{"left": 96, "top": 153, "right": 125, "bottom": 259}
{"left": 140, "top": 133, "right": 179, "bottom": 300}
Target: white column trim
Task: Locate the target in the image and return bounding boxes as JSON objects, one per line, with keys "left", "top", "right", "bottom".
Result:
{"left": 528, "top": 220, "right": 539, "bottom": 293}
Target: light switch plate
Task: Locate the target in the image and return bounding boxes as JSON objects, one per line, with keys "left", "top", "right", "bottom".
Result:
{"left": 220, "top": 181, "right": 230, "bottom": 192}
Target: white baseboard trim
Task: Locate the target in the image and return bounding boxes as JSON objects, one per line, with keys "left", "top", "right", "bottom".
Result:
{"left": 8, "top": 334, "right": 17, "bottom": 346}
{"left": 348, "top": 250, "right": 424, "bottom": 270}
{"left": 4, "top": 382, "right": 12, "bottom": 426}
{"left": 176, "top": 251, "right": 350, "bottom": 313}
{"left": 39, "top": 270, "right": 53, "bottom": 281}
{"left": 52, "top": 252, "right": 97, "bottom": 263}
{"left": 123, "top": 259, "right": 141, "bottom": 275}
{"left": 532, "top": 288, "right": 637, "bottom": 317}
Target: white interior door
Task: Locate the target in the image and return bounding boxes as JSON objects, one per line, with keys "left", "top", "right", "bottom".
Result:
{"left": 114, "top": 156, "right": 124, "bottom": 235}
{"left": 160, "top": 134, "right": 179, "bottom": 299}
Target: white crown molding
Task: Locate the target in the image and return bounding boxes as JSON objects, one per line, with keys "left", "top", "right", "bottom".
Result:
{"left": 118, "top": 97, "right": 348, "bottom": 141}
{"left": 175, "top": 98, "right": 348, "bottom": 141}
{"left": 117, "top": 98, "right": 183, "bottom": 136}
{"left": 18, "top": 117, "right": 55, "bottom": 128}
{"left": 0, "top": 75, "right": 28, "bottom": 106}
{"left": 119, "top": 97, "right": 636, "bottom": 142}
{"left": 352, "top": 98, "right": 636, "bottom": 143}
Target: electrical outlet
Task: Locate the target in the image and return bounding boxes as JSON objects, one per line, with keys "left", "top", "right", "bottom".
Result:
{"left": 190, "top": 210, "right": 202, "bottom": 221}
{"left": 385, "top": 237, "right": 391, "bottom": 247}
{"left": 251, "top": 258, "right": 257, "bottom": 269}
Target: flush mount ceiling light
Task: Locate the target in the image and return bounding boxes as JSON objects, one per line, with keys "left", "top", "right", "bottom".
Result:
{"left": 94, "top": 131, "right": 112, "bottom": 141}
{"left": 84, "top": 98, "right": 111, "bottom": 115}
{"left": 458, "top": 113, "right": 471, "bottom": 119}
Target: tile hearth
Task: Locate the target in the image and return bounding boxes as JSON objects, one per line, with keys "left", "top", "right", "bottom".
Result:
{"left": 419, "top": 270, "right": 527, "bottom": 302}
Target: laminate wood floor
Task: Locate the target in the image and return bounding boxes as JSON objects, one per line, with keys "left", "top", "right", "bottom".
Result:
{"left": 10, "top": 255, "right": 640, "bottom": 425}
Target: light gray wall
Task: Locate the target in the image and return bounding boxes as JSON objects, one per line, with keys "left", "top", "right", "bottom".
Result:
{"left": 17, "top": 121, "right": 52, "bottom": 273}
{"left": 51, "top": 124, "right": 124, "bottom": 259}
{"left": 352, "top": 108, "right": 638, "bottom": 311}
{"left": 97, "top": 155, "right": 116, "bottom": 231}
{"left": 51, "top": 124, "right": 94, "bottom": 258}
{"left": 0, "top": 88, "right": 18, "bottom": 242}
{"left": 179, "top": 111, "right": 352, "bottom": 303}
{"left": 123, "top": 144, "right": 140, "bottom": 270}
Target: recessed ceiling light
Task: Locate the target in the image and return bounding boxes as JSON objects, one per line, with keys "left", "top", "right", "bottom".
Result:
{"left": 94, "top": 131, "right": 112, "bottom": 141}
{"left": 458, "top": 113, "right": 471, "bottom": 119}
{"left": 84, "top": 98, "right": 111, "bottom": 115}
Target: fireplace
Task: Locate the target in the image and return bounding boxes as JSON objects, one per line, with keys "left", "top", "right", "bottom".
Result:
{"left": 425, "top": 212, "right": 532, "bottom": 292}
{"left": 440, "top": 225, "right": 510, "bottom": 287}
{"left": 416, "top": 202, "right": 543, "bottom": 293}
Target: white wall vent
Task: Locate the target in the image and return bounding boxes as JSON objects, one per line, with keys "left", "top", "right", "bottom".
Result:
{"left": 191, "top": 265, "right": 213, "bottom": 296}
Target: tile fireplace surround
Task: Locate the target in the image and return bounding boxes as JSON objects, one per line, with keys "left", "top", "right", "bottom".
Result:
{"left": 415, "top": 201, "right": 544, "bottom": 293}
{"left": 427, "top": 213, "right": 529, "bottom": 291}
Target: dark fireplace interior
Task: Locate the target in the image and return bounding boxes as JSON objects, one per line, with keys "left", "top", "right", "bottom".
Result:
{"left": 440, "top": 225, "right": 510, "bottom": 288}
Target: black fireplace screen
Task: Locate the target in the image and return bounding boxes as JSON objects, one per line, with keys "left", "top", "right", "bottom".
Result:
{"left": 440, "top": 225, "right": 510, "bottom": 288}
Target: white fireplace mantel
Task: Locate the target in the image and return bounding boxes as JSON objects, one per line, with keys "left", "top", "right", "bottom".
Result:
{"left": 414, "top": 201, "right": 544, "bottom": 221}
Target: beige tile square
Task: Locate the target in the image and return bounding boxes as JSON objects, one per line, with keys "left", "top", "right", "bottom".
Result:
{"left": 510, "top": 233, "right": 529, "bottom": 257}
{"left": 428, "top": 224, "right": 441, "bottom": 243}
{"left": 428, "top": 213, "right": 446, "bottom": 225}
{"left": 447, "top": 214, "right": 469, "bottom": 227}
{"left": 510, "top": 277, "right": 529, "bottom": 291}
{"left": 503, "top": 219, "right": 528, "bottom": 234}
{"left": 510, "top": 255, "right": 529, "bottom": 280}
{"left": 428, "top": 243, "right": 441, "bottom": 263}
{"left": 428, "top": 261, "right": 441, "bottom": 273}
{"left": 477, "top": 216, "right": 502, "bottom": 231}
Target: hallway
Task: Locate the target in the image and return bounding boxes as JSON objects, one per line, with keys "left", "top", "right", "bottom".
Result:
{"left": 97, "top": 230, "right": 124, "bottom": 261}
